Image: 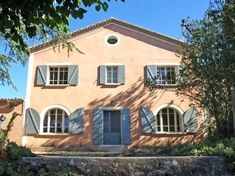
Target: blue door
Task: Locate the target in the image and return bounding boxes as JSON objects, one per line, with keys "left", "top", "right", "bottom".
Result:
{"left": 103, "top": 110, "right": 121, "bottom": 145}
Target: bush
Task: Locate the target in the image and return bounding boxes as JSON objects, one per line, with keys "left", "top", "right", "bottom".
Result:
{"left": 7, "top": 142, "right": 33, "bottom": 160}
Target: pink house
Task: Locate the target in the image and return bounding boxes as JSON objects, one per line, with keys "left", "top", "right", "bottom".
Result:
{"left": 22, "top": 18, "right": 203, "bottom": 149}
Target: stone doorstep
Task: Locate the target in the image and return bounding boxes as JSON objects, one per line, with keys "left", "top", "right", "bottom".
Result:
{"left": 31, "top": 145, "right": 127, "bottom": 153}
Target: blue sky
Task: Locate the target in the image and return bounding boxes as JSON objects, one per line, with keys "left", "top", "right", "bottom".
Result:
{"left": 0, "top": 0, "right": 210, "bottom": 99}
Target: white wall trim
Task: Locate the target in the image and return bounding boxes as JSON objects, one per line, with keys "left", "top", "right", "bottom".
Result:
{"left": 22, "top": 53, "right": 34, "bottom": 146}
{"left": 39, "top": 105, "right": 71, "bottom": 133}
{"left": 154, "top": 104, "right": 184, "bottom": 116}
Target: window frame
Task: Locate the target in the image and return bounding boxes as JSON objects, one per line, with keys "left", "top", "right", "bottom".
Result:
{"left": 47, "top": 65, "right": 69, "bottom": 86}
{"left": 156, "top": 107, "right": 183, "bottom": 134}
{"left": 153, "top": 65, "right": 178, "bottom": 86}
{"left": 104, "top": 65, "right": 121, "bottom": 85}
{"left": 42, "top": 108, "right": 69, "bottom": 134}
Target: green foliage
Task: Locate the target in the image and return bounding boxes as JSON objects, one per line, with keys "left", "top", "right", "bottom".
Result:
{"left": 177, "top": 0, "right": 235, "bottom": 138}
{"left": 0, "top": 0, "right": 125, "bottom": 87}
{"left": 7, "top": 142, "right": 32, "bottom": 160}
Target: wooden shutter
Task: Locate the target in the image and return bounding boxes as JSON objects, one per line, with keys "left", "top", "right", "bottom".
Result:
{"left": 36, "top": 65, "right": 47, "bottom": 85}
{"left": 68, "top": 65, "right": 78, "bottom": 85}
{"left": 146, "top": 65, "right": 156, "bottom": 82}
{"left": 93, "top": 109, "right": 103, "bottom": 145}
{"left": 118, "top": 65, "right": 125, "bottom": 84}
{"left": 176, "top": 65, "right": 183, "bottom": 84}
{"left": 99, "top": 65, "right": 106, "bottom": 84}
{"left": 25, "top": 108, "right": 40, "bottom": 134}
{"left": 140, "top": 107, "right": 156, "bottom": 133}
{"left": 121, "top": 108, "right": 131, "bottom": 145}
{"left": 183, "top": 106, "right": 198, "bottom": 133}
{"left": 69, "top": 108, "right": 84, "bottom": 134}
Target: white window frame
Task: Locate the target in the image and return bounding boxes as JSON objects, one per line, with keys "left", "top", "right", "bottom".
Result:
{"left": 46, "top": 65, "right": 69, "bottom": 86}
{"left": 104, "top": 65, "right": 121, "bottom": 85}
{"left": 40, "top": 105, "right": 70, "bottom": 134}
{"left": 154, "top": 105, "right": 184, "bottom": 134}
{"left": 154, "top": 65, "right": 178, "bottom": 86}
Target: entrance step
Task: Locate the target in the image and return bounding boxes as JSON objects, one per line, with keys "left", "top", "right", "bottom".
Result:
{"left": 31, "top": 145, "right": 126, "bottom": 156}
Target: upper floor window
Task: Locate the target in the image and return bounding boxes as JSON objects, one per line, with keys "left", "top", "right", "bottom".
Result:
{"left": 43, "top": 108, "right": 69, "bottom": 133}
{"left": 106, "top": 66, "right": 118, "bottom": 83}
{"left": 146, "top": 65, "right": 178, "bottom": 86}
{"left": 99, "top": 65, "right": 125, "bottom": 85}
{"left": 156, "top": 66, "right": 176, "bottom": 85}
{"left": 49, "top": 66, "right": 68, "bottom": 85}
{"left": 156, "top": 107, "right": 182, "bottom": 133}
{"left": 36, "top": 65, "right": 78, "bottom": 86}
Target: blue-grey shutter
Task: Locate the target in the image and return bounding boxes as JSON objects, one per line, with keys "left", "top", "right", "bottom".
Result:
{"left": 176, "top": 65, "right": 182, "bottom": 84}
{"left": 68, "top": 65, "right": 78, "bottom": 85}
{"left": 25, "top": 108, "right": 40, "bottom": 134}
{"left": 69, "top": 108, "right": 84, "bottom": 134}
{"left": 140, "top": 107, "right": 156, "bottom": 133}
{"left": 118, "top": 65, "right": 125, "bottom": 84}
{"left": 93, "top": 109, "right": 103, "bottom": 145}
{"left": 146, "top": 65, "right": 156, "bottom": 83}
{"left": 36, "top": 65, "right": 47, "bottom": 85}
{"left": 183, "top": 106, "right": 198, "bottom": 133}
{"left": 121, "top": 108, "right": 131, "bottom": 145}
{"left": 99, "top": 65, "right": 106, "bottom": 84}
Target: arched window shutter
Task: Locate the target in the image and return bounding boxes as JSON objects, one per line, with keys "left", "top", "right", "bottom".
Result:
{"left": 140, "top": 107, "right": 156, "bottom": 133}
{"left": 183, "top": 106, "right": 198, "bottom": 133}
{"left": 25, "top": 108, "right": 40, "bottom": 134}
{"left": 69, "top": 108, "right": 84, "bottom": 134}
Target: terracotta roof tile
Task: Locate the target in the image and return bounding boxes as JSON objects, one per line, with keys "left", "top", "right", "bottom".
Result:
{"left": 0, "top": 99, "right": 23, "bottom": 114}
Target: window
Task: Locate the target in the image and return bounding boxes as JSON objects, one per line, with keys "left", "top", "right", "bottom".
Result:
{"left": 106, "top": 66, "right": 118, "bottom": 84}
{"left": 156, "top": 66, "right": 176, "bottom": 85}
{"left": 106, "top": 34, "right": 119, "bottom": 46}
{"left": 156, "top": 108, "right": 182, "bottom": 133}
{"left": 49, "top": 66, "right": 68, "bottom": 85}
{"left": 43, "top": 108, "right": 69, "bottom": 133}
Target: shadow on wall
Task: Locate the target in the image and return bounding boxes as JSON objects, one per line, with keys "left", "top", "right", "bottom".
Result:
{"left": 38, "top": 77, "right": 203, "bottom": 149}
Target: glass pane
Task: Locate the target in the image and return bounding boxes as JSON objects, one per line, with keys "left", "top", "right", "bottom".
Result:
{"left": 57, "top": 113, "right": 62, "bottom": 133}
{"left": 110, "top": 111, "right": 120, "bottom": 133}
{"left": 64, "top": 116, "right": 69, "bottom": 133}
{"left": 169, "top": 114, "right": 174, "bottom": 125}
{"left": 112, "top": 69, "right": 118, "bottom": 83}
{"left": 103, "top": 111, "right": 109, "bottom": 133}
{"left": 50, "top": 110, "right": 56, "bottom": 133}
{"left": 43, "top": 115, "right": 48, "bottom": 133}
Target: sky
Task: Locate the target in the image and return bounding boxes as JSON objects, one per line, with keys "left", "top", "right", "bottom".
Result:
{"left": 0, "top": 0, "right": 210, "bottom": 99}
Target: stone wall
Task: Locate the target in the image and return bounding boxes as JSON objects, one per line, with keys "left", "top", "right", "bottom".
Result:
{"left": 19, "top": 156, "right": 230, "bottom": 176}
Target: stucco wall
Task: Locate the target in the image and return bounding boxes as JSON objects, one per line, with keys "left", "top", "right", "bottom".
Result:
{"left": 26, "top": 24, "right": 203, "bottom": 148}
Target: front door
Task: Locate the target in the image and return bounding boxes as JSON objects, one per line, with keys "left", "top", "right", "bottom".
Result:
{"left": 103, "top": 110, "right": 121, "bottom": 145}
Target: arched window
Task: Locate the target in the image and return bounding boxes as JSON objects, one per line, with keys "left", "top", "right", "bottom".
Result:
{"left": 43, "top": 108, "right": 69, "bottom": 133}
{"left": 156, "top": 108, "right": 182, "bottom": 133}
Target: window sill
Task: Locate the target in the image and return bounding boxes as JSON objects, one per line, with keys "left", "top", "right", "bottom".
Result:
{"left": 155, "top": 132, "right": 185, "bottom": 135}
{"left": 104, "top": 83, "right": 122, "bottom": 86}
{"left": 38, "top": 133, "right": 70, "bottom": 136}
{"left": 45, "top": 84, "right": 69, "bottom": 87}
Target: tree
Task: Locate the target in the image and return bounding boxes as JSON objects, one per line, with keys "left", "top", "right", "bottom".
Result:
{"left": 178, "top": 0, "right": 235, "bottom": 138}
{"left": 0, "top": 0, "right": 124, "bottom": 87}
